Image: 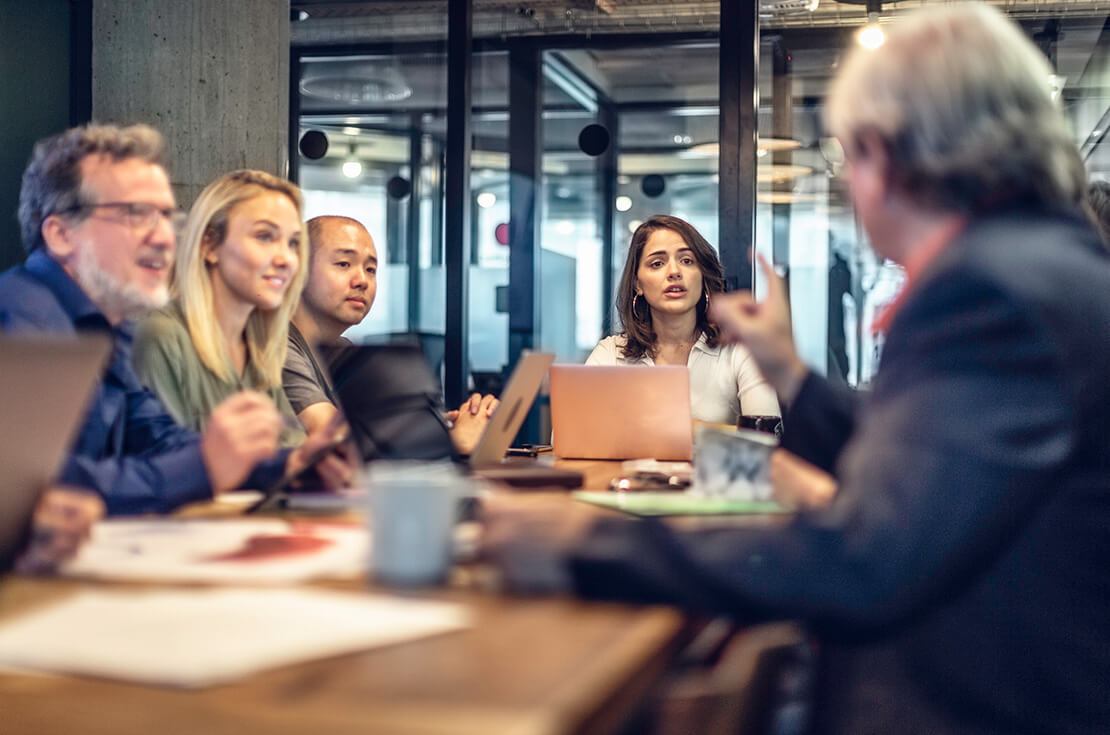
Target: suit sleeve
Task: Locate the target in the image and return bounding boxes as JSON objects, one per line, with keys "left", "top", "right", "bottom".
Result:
{"left": 569, "top": 270, "right": 1076, "bottom": 628}
{"left": 779, "top": 372, "right": 859, "bottom": 474}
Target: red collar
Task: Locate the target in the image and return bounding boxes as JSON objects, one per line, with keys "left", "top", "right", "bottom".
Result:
{"left": 871, "top": 218, "right": 967, "bottom": 336}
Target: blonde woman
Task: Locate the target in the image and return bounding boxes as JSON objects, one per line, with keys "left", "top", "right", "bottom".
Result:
{"left": 134, "top": 170, "right": 309, "bottom": 447}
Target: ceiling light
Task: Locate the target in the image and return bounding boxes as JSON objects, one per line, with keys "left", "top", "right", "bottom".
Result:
{"left": 757, "top": 192, "right": 820, "bottom": 205}
{"left": 301, "top": 62, "right": 413, "bottom": 104}
{"left": 615, "top": 196, "right": 633, "bottom": 212}
{"left": 857, "top": 7, "right": 885, "bottom": 50}
{"left": 762, "top": 0, "right": 819, "bottom": 12}
{"left": 477, "top": 192, "right": 497, "bottom": 209}
{"left": 757, "top": 164, "right": 814, "bottom": 184}
{"left": 628, "top": 219, "right": 643, "bottom": 233}
{"left": 342, "top": 143, "right": 362, "bottom": 179}
{"left": 687, "top": 138, "right": 802, "bottom": 159}
{"left": 341, "top": 160, "right": 363, "bottom": 179}
{"left": 760, "top": 137, "right": 802, "bottom": 152}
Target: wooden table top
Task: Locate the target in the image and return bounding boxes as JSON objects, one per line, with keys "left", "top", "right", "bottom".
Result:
{"left": 0, "top": 459, "right": 693, "bottom": 735}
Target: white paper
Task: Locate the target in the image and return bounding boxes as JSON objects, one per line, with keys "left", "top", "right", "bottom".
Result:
{"left": 61, "top": 519, "right": 369, "bottom": 585}
{"left": 0, "top": 588, "right": 469, "bottom": 688}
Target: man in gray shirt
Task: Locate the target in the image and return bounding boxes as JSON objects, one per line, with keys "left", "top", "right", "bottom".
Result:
{"left": 284, "top": 215, "right": 496, "bottom": 451}
{"left": 284, "top": 216, "right": 374, "bottom": 433}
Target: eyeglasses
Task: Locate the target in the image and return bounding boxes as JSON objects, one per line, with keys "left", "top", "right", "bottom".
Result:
{"left": 59, "top": 202, "right": 188, "bottom": 233}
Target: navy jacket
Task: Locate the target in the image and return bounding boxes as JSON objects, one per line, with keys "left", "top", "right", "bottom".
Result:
{"left": 0, "top": 250, "right": 287, "bottom": 515}
{"left": 569, "top": 209, "right": 1110, "bottom": 734}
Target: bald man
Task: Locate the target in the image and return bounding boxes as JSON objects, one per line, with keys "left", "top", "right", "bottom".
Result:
{"left": 284, "top": 216, "right": 378, "bottom": 434}
{"left": 283, "top": 215, "right": 496, "bottom": 450}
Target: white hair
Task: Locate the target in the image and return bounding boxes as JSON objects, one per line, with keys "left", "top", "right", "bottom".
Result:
{"left": 825, "top": 2, "right": 1085, "bottom": 213}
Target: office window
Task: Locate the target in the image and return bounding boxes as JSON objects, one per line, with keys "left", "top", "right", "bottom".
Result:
{"left": 757, "top": 8, "right": 1110, "bottom": 387}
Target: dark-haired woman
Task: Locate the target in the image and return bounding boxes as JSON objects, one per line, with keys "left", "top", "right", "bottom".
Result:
{"left": 587, "top": 215, "right": 779, "bottom": 424}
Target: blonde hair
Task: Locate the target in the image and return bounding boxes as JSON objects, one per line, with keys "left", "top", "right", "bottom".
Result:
{"left": 174, "top": 170, "right": 308, "bottom": 387}
{"left": 825, "top": 3, "right": 1086, "bottom": 213}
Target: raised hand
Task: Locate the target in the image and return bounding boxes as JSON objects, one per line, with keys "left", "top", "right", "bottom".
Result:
{"left": 708, "top": 253, "right": 808, "bottom": 403}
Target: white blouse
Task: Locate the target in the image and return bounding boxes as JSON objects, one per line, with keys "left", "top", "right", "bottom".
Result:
{"left": 585, "top": 334, "right": 781, "bottom": 425}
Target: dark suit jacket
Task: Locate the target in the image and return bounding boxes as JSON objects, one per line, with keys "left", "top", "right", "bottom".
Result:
{"left": 569, "top": 208, "right": 1110, "bottom": 734}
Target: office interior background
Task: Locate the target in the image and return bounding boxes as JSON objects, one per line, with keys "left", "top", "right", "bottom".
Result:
{"left": 2, "top": 0, "right": 1109, "bottom": 406}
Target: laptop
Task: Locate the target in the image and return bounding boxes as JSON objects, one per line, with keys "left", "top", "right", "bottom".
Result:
{"left": 549, "top": 364, "right": 694, "bottom": 461}
{"left": 467, "top": 352, "right": 581, "bottom": 489}
{"left": 0, "top": 335, "right": 111, "bottom": 570}
{"left": 468, "top": 351, "right": 554, "bottom": 466}
{"left": 329, "top": 343, "right": 457, "bottom": 463}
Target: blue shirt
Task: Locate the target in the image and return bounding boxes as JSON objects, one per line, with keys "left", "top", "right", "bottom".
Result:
{"left": 0, "top": 249, "right": 287, "bottom": 514}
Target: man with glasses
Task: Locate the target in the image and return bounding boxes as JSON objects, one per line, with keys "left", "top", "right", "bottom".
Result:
{"left": 0, "top": 123, "right": 298, "bottom": 520}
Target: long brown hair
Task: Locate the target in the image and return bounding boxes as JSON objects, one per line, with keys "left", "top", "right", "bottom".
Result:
{"left": 615, "top": 215, "right": 726, "bottom": 361}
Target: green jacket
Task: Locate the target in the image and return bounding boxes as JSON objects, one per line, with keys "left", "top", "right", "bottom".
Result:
{"left": 132, "top": 302, "right": 305, "bottom": 448}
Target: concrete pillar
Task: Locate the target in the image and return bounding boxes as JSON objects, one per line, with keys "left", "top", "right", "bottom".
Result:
{"left": 91, "top": 0, "right": 289, "bottom": 207}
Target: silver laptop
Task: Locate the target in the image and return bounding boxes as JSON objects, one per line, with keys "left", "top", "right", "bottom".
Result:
{"left": 0, "top": 335, "right": 111, "bottom": 569}
{"left": 549, "top": 364, "right": 694, "bottom": 461}
{"left": 469, "top": 351, "right": 555, "bottom": 467}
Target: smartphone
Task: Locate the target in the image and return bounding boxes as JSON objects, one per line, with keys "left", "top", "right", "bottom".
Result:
{"left": 247, "top": 436, "right": 349, "bottom": 514}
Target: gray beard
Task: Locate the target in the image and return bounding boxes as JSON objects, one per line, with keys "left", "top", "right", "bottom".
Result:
{"left": 72, "top": 246, "right": 169, "bottom": 322}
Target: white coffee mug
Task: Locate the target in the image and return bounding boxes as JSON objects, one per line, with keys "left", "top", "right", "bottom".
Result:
{"left": 367, "top": 461, "right": 465, "bottom": 586}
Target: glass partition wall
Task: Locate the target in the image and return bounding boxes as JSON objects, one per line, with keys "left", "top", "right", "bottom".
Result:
{"left": 292, "top": 1, "right": 1110, "bottom": 409}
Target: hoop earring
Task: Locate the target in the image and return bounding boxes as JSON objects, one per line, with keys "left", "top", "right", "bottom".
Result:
{"left": 704, "top": 290, "right": 710, "bottom": 309}
{"left": 632, "top": 293, "right": 640, "bottom": 312}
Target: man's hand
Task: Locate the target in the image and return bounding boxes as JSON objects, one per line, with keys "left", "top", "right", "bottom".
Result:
{"left": 709, "top": 254, "right": 809, "bottom": 404}
{"left": 445, "top": 392, "right": 499, "bottom": 423}
{"left": 479, "top": 493, "right": 600, "bottom": 594}
{"left": 769, "top": 449, "right": 838, "bottom": 510}
{"left": 14, "top": 488, "right": 105, "bottom": 575}
{"left": 201, "top": 391, "right": 283, "bottom": 494}
{"left": 286, "top": 411, "right": 358, "bottom": 490}
{"left": 448, "top": 393, "right": 500, "bottom": 455}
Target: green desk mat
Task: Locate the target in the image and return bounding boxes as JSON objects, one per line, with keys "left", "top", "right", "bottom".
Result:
{"left": 573, "top": 491, "right": 789, "bottom": 517}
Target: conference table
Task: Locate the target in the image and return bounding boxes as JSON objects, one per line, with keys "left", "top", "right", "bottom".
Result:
{"left": 0, "top": 459, "right": 788, "bottom": 735}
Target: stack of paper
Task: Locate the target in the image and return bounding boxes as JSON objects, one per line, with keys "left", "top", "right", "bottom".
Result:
{"left": 0, "top": 588, "right": 469, "bottom": 687}
{"left": 61, "top": 519, "right": 369, "bottom": 585}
